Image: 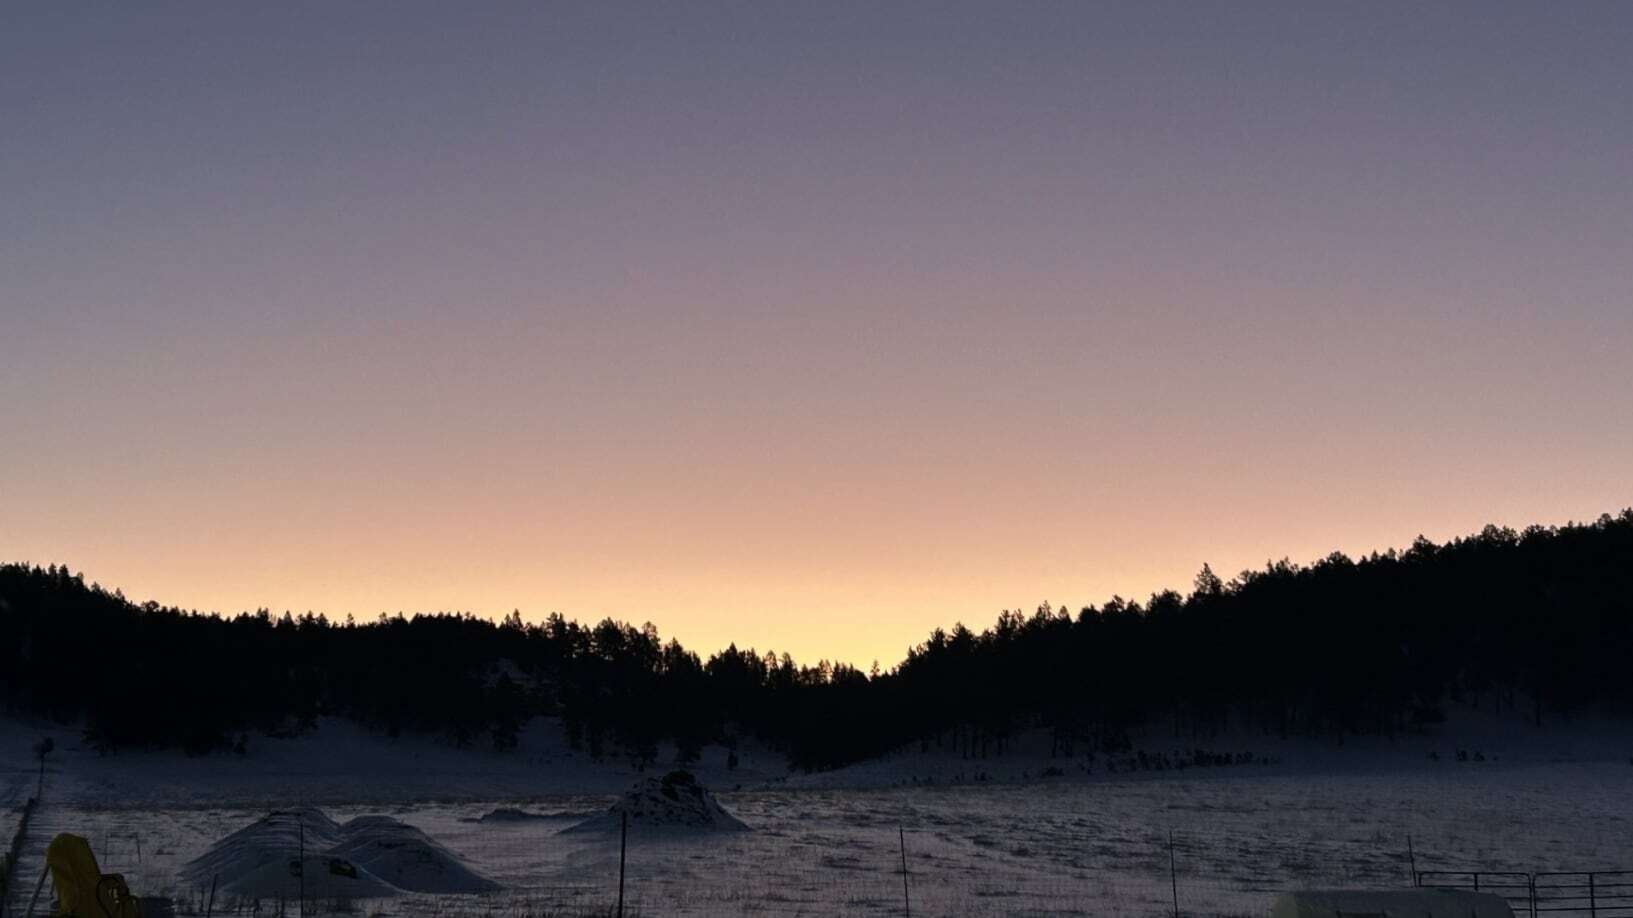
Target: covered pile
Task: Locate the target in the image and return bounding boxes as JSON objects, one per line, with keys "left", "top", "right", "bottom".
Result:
{"left": 181, "top": 808, "right": 498, "bottom": 899}
{"left": 564, "top": 771, "right": 747, "bottom": 834}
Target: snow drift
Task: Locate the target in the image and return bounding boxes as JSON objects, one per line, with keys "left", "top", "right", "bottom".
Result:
{"left": 181, "top": 808, "right": 498, "bottom": 898}
{"left": 564, "top": 771, "right": 747, "bottom": 834}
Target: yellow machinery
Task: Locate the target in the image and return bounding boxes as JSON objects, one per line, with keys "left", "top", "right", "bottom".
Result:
{"left": 25, "top": 833, "right": 144, "bottom": 917}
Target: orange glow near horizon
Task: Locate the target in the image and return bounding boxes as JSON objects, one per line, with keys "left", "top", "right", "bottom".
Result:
{"left": 4, "top": 5, "right": 1632, "bottom": 667}
{"left": 9, "top": 440, "right": 1627, "bottom": 668}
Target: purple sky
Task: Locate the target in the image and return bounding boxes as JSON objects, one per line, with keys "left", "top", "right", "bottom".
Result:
{"left": 4, "top": 3, "right": 1631, "bottom": 666}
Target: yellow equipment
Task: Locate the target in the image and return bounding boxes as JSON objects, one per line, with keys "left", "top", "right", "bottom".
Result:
{"left": 41, "top": 833, "right": 144, "bottom": 917}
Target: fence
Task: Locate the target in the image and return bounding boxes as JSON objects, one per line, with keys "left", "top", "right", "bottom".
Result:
{"left": 8, "top": 781, "right": 1633, "bottom": 917}
{"left": 1417, "top": 870, "right": 1633, "bottom": 918}
{"left": 0, "top": 795, "right": 40, "bottom": 918}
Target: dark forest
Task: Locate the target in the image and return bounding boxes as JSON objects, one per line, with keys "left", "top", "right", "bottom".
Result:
{"left": 4, "top": 511, "right": 1630, "bottom": 770}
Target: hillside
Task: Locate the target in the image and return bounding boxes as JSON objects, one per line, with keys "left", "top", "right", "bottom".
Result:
{"left": 3, "top": 510, "right": 1632, "bottom": 770}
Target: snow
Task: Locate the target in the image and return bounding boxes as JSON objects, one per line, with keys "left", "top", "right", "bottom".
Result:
{"left": 0, "top": 715, "right": 782, "bottom": 810}
{"left": 778, "top": 704, "right": 1633, "bottom": 792}
{"left": 1270, "top": 889, "right": 1515, "bottom": 917}
{"left": 3, "top": 705, "right": 1633, "bottom": 915}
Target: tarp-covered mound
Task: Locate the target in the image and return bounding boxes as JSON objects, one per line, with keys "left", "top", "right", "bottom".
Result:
{"left": 563, "top": 771, "right": 748, "bottom": 834}
{"left": 182, "top": 808, "right": 498, "bottom": 898}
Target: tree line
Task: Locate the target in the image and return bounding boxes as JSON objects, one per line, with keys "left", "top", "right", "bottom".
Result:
{"left": 2, "top": 510, "right": 1631, "bottom": 769}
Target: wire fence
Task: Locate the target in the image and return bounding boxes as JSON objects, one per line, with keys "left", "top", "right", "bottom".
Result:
{"left": 7, "top": 771, "right": 1633, "bottom": 917}
{"left": 15, "top": 834, "right": 1632, "bottom": 917}
{"left": 2, "top": 816, "right": 1417, "bottom": 917}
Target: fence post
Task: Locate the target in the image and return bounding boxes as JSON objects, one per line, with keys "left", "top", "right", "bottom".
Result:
{"left": 206, "top": 874, "right": 217, "bottom": 918}
{"left": 25, "top": 865, "right": 48, "bottom": 918}
{"left": 1406, "top": 835, "right": 1416, "bottom": 886}
{"left": 899, "top": 827, "right": 911, "bottom": 918}
{"left": 1168, "top": 830, "right": 1179, "bottom": 918}
{"left": 1528, "top": 874, "right": 1536, "bottom": 918}
{"left": 1589, "top": 872, "right": 1597, "bottom": 918}
{"left": 617, "top": 810, "right": 627, "bottom": 918}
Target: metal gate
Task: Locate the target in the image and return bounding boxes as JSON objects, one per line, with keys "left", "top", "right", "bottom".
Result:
{"left": 1417, "top": 869, "right": 1633, "bottom": 917}
{"left": 1532, "top": 872, "right": 1633, "bottom": 917}
{"left": 1416, "top": 871, "right": 1534, "bottom": 916}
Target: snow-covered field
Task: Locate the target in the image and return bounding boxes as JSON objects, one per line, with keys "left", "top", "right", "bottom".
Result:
{"left": 4, "top": 710, "right": 1633, "bottom": 916}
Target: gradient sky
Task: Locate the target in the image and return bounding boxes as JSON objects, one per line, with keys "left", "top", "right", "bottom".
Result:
{"left": 4, "top": 2, "right": 1631, "bottom": 668}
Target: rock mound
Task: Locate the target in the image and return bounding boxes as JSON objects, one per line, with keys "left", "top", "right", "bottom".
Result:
{"left": 475, "top": 807, "right": 553, "bottom": 823}
{"left": 182, "top": 808, "right": 498, "bottom": 898}
{"left": 564, "top": 771, "right": 747, "bottom": 834}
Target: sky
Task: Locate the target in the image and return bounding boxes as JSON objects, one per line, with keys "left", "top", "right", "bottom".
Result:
{"left": 3, "top": 2, "right": 1631, "bottom": 668}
